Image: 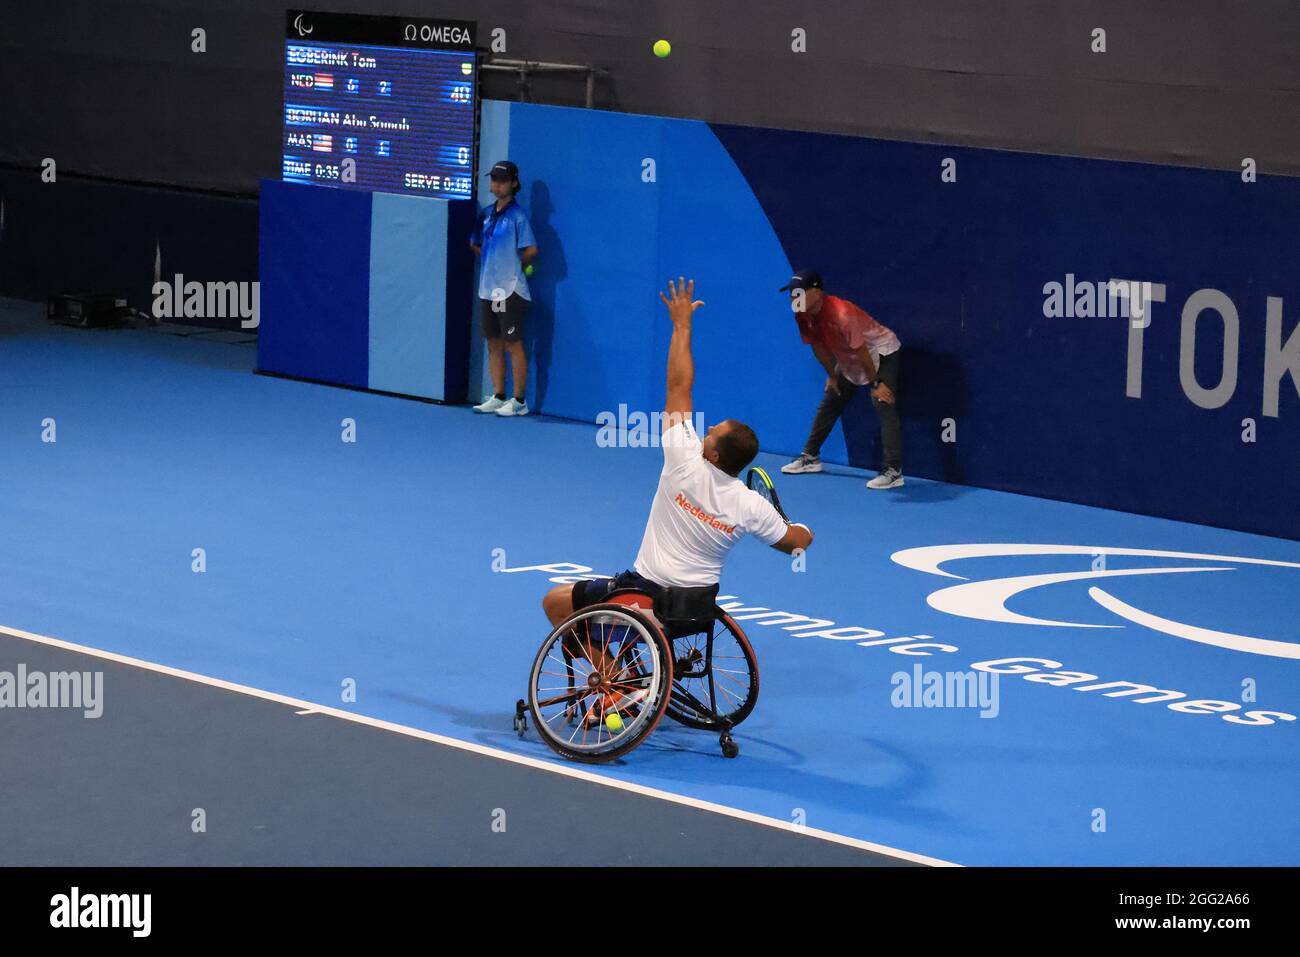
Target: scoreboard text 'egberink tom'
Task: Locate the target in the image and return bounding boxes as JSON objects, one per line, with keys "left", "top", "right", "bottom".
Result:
{"left": 282, "top": 10, "right": 478, "bottom": 200}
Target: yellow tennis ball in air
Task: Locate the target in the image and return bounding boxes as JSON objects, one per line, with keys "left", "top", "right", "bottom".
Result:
{"left": 524, "top": 263, "right": 534, "bottom": 276}
{"left": 653, "top": 39, "right": 671, "bottom": 58}
{"left": 605, "top": 713, "right": 624, "bottom": 733}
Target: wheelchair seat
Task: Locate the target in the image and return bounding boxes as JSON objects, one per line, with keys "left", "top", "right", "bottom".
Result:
{"left": 653, "top": 582, "right": 720, "bottom": 638}
{"left": 603, "top": 582, "right": 720, "bottom": 638}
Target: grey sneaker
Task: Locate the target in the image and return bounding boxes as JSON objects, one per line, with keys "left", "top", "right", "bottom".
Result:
{"left": 474, "top": 395, "right": 506, "bottom": 414}
{"left": 867, "top": 467, "right": 904, "bottom": 489}
{"left": 781, "top": 454, "right": 823, "bottom": 475}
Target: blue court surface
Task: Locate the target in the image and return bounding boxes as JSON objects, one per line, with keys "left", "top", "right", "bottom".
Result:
{"left": 2, "top": 301, "right": 1297, "bottom": 866}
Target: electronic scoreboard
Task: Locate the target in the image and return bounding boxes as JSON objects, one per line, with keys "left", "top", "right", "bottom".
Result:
{"left": 282, "top": 10, "right": 478, "bottom": 200}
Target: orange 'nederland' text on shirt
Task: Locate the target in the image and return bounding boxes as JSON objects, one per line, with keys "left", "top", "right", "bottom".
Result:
{"left": 675, "top": 493, "right": 737, "bottom": 535}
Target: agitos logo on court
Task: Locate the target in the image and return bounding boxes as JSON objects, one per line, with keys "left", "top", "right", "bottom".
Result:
{"left": 892, "top": 544, "right": 1300, "bottom": 660}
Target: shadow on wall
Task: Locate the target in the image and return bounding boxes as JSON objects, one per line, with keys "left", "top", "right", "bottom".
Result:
{"left": 840, "top": 344, "right": 969, "bottom": 490}
{"left": 526, "top": 179, "right": 564, "bottom": 412}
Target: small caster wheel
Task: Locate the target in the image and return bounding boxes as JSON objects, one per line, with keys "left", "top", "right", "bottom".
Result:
{"left": 719, "top": 732, "right": 739, "bottom": 759}
{"left": 513, "top": 699, "right": 528, "bottom": 737}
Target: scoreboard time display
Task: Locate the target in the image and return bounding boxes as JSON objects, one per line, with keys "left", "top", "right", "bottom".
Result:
{"left": 282, "top": 10, "right": 478, "bottom": 200}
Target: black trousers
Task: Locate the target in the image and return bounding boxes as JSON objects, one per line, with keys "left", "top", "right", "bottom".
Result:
{"left": 802, "top": 349, "right": 902, "bottom": 471}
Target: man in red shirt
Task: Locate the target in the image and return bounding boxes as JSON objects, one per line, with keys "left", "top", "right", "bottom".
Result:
{"left": 779, "top": 269, "right": 904, "bottom": 489}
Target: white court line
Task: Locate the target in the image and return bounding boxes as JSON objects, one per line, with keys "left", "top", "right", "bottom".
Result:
{"left": 0, "top": 622, "right": 957, "bottom": 867}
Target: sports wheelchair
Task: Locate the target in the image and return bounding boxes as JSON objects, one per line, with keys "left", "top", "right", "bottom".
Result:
{"left": 513, "top": 583, "right": 759, "bottom": 763}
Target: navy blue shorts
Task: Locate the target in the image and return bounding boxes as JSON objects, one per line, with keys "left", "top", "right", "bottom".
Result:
{"left": 571, "top": 570, "right": 664, "bottom": 611}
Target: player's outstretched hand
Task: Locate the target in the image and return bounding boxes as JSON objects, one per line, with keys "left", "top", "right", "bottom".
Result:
{"left": 659, "top": 277, "right": 705, "bottom": 327}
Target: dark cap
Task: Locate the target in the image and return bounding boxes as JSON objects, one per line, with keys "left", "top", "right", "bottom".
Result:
{"left": 779, "top": 269, "right": 823, "bottom": 292}
{"left": 487, "top": 160, "right": 519, "bottom": 181}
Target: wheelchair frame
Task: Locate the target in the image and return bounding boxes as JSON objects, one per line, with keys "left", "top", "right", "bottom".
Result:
{"left": 515, "top": 588, "right": 759, "bottom": 762}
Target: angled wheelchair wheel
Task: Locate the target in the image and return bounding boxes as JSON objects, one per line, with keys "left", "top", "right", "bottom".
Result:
{"left": 666, "top": 611, "right": 759, "bottom": 731}
{"left": 527, "top": 603, "right": 674, "bottom": 764}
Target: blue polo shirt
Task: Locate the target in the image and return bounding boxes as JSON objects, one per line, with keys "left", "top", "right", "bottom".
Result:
{"left": 471, "top": 199, "right": 537, "bottom": 302}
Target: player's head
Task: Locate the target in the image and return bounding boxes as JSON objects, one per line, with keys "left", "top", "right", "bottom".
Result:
{"left": 703, "top": 420, "right": 759, "bottom": 477}
{"left": 487, "top": 159, "right": 521, "bottom": 198}
{"left": 780, "top": 268, "right": 824, "bottom": 314}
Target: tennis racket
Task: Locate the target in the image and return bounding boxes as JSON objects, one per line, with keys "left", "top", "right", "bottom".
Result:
{"left": 746, "top": 466, "right": 790, "bottom": 523}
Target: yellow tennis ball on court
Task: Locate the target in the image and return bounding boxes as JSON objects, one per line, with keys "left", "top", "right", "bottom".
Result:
{"left": 653, "top": 39, "right": 671, "bottom": 58}
{"left": 605, "top": 713, "right": 624, "bottom": 733}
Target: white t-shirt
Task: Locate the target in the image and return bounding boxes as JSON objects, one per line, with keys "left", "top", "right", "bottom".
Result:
{"left": 633, "top": 420, "right": 789, "bottom": 587}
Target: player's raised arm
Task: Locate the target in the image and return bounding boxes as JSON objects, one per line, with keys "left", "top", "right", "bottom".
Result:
{"left": 659, "top": 277, "right": 704, "bottom": 430}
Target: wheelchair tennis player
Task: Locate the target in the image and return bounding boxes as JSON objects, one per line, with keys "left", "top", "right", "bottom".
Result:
{"left": 541, "top": 278, "right": 815, "bottom": 646}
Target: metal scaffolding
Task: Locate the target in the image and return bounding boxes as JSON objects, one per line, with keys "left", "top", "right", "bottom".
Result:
{"left": 480, "top": 58, "right": 607, "bottom": 109}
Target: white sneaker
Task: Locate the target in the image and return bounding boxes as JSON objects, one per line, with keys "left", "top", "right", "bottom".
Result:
{"left": 781, "top": 453, "right": 823, "bottom": 475}
{"left": 867, "top": 467, "right": 904, "bottom": 489}
{"left": 474, "top": 395, "right": 506, "bottom": 414}
{"left": 495, "top": 398, "right": 529, "bottom": 417}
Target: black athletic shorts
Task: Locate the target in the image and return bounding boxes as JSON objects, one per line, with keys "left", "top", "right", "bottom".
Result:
{"left": 478, "top": 293, "right": 529, "bottom": 341}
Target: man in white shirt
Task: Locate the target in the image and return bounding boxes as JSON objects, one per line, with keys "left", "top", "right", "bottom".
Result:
{"left": 542, "top": 278, "right": 815, "bottom": 629}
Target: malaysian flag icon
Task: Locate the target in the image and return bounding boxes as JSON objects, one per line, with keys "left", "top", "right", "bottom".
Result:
{"left": 312, "top": 134, "right": 333, "bottom": 152}
{"left": 314, "top": 73, "right": 334, "bottom": 90}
